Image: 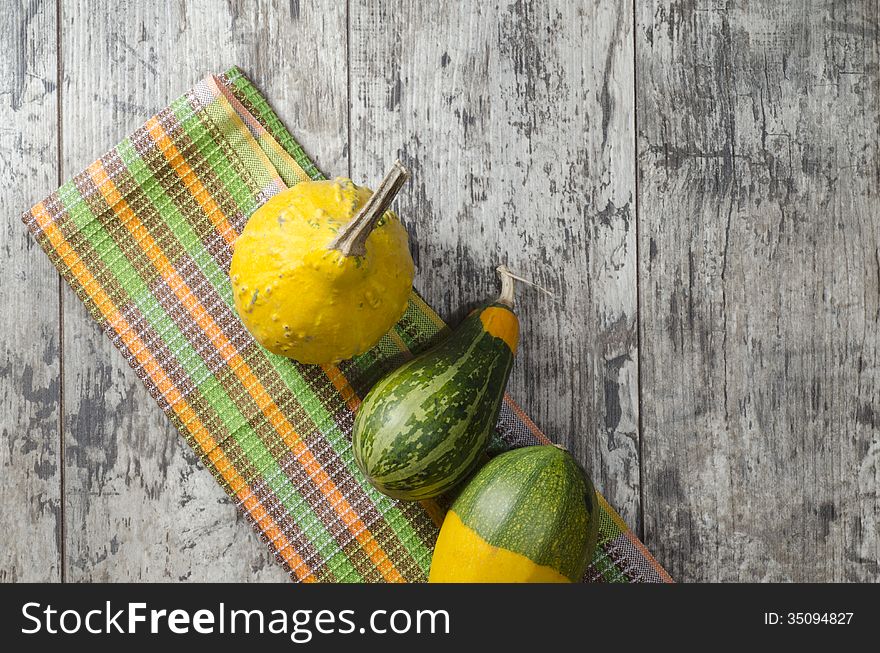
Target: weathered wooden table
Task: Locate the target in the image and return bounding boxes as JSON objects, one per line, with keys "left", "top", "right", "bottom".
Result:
{"left": 2, "top": 1, "right": 877, "bottom": 582}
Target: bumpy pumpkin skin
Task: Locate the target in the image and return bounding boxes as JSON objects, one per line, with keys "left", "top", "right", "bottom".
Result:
{"left": 230, "top": 178, "right": 414, "bottom": 364}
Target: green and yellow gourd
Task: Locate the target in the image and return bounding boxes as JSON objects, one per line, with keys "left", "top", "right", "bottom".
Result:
{"left": 352, "top": 268, "right": 519, "bottom": 500}
{"left": 429, "top": 445, "right": 600, "bottom": 583}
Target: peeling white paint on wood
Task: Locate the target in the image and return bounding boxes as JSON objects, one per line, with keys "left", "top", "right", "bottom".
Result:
{"left": 0, "top": 0, "right": 62, "bottom": 582}
{"left": 637, "top": 0, "right": 879, "bottom": 582}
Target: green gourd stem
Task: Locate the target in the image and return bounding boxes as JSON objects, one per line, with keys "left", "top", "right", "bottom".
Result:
{"left": 328, "top": 160, "right": 410, "bottom": 257}
{"left": 496, "top": 265, "right": 516, "bottom": 308}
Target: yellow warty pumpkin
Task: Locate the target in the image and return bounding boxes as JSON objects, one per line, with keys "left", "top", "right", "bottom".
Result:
{"left": 230, "top": 164, "right": 414, "bottom": 364}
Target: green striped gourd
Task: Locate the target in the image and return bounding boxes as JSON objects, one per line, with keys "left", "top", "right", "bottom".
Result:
{"left": 352, "top": 268, "right": 519, "bottom": 500}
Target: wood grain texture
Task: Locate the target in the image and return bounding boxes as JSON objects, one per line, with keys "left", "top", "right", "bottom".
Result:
{"left": 59, "top": 0, "right": 346, "bottom": 582}
{"left": 637, "top": 0, "right": 880, "bottom": 581}
{"left": 3, "top": 0, "right": 879, "bottom": 583}
{"left": 348, "top": 0, "right": 642, "bottom": 528}
{"left": 0, "top": 0, "right": 62, "bottom": 582}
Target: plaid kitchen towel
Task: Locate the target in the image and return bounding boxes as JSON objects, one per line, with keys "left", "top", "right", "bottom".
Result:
{"left": 22, "top": 67, "right": 671, "bottom": 583}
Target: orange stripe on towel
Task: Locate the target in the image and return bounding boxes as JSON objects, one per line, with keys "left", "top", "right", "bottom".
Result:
{"left": 30, "top": 200, "right": 313, "bottom": 582}
{"left": 86, "top": 164, "right": 403, "bottom": 583}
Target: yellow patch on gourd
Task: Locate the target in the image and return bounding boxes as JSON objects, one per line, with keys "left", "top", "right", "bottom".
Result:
{"left": 428, "top": 511, "right": 569, "bottom": 583}
{"left": 230, "top": 178, "right": 414, "bottom": 364}
{"left": 479, "top": 307, "right": 519, "bottom": 353}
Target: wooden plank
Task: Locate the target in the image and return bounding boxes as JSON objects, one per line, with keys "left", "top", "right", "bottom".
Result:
{"left": 637, "top": 0, "right": 879, "bottom": 581}
{"left": 348, "top": 2, "right": 641, "bottom": 526}
{"left": 0, "top": 0, "right": 61, "bottom": 582}
{"left": 60, "top": 0, "right": 346, "bottom": 581}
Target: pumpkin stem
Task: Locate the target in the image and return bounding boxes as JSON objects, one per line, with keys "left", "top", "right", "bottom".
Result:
{"left": 328, "top": 160, "right": 410, "bottom": 257}
{"left": 496, "top": 265, "right": 516, "bottom": 307}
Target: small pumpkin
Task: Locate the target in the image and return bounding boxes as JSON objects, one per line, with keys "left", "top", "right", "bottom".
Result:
{"left": 429, "top": 445, "right": 600, "bottom": 583}
{"left": 230, "top": 163, "right": 414, "bottom": 364}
